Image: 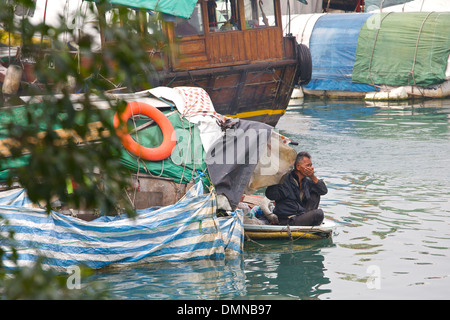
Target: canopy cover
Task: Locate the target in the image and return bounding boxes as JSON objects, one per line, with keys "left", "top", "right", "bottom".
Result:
{"left": 100, "top": 0, "right": 198, "bottom": 19}
{"left": 303, "top": 13, "right": 377, "bottom": 92}
{"left": 353, "top": 12, "right": 450, "bottom": 87}
{"left": 0, "top": 182, "right": 243, "bottom": 271}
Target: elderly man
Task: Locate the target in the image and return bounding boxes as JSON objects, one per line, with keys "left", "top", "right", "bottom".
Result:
{"left": 265, "top": 151, "right": 327, "bottom": 226}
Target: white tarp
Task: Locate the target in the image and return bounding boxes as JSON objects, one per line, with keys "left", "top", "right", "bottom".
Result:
{"left": 282, "top": 13, "right": 326, "bottom": 47}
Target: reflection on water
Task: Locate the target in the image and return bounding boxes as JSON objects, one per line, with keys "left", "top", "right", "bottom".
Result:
{"left": 90, "top": 258, "right": 246, "bottom": 300}
{"left": 89, "top": 239, "right": 335, "bottom": 300}
{"left": 243, "top": 239, "right": 334, "bottom": 300}
{"left": 90, "top": 98, "right": 450, "bottom": 300}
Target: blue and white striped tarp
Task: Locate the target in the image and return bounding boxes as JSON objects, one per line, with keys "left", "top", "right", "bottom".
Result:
{"left": 0, "top": 187, "right": 36, "bottom": 208}
{"left": 0, "top": 183, "right": 243, "bottom": 272}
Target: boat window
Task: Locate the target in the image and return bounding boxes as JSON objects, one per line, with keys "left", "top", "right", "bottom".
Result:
{"left": 207, "top": 0, "right": 241, "bottom": 32}
{"left": 244, "top": 0, "right": 277, "bottom": 28}
{"left": 101, "top": 7, "right": 161, "bottom": 37}
{"left": 174, "top": 3, "right": 204, "bottom": 37}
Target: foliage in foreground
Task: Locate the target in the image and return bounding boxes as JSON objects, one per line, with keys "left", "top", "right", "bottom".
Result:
{"left": 0, "top": 0, "right": 168, "bottom": 298}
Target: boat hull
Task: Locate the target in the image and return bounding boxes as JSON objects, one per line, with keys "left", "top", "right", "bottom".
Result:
{"left": 244, "top": 220, "right": 335, "bottom": 240}
{"left": 160, "top": 58, "right": 298, "bottom": 127}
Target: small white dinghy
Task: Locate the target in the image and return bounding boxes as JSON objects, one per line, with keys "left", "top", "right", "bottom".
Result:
{"left": 240, "top": 194, "right": 335, "bottom": 240}
{"left": 244, "top": 220, "right": 336, "bottom": 240}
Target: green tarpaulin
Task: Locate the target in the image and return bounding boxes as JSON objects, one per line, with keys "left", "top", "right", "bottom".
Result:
{"left": 0, "top": 104, "right": 46, "bottom": 181}
{"left": 353, "top": 12, "right": 450, "bottom": 87}
{"left": 98, "top": 0, "right": 198, "bottom": 19}
{"left": 119, "top": 111, "right": 208, "bottom": 185}
{"left": 0, "top": 104, "right": 208, "bottom": 185}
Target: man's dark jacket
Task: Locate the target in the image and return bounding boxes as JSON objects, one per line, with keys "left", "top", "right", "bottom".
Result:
{"left": 265, "top": 170, "right": 328, "bottom": 218}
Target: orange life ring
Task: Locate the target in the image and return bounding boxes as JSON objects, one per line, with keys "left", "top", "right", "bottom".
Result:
{"left": 113, "top": 101, "right": 176, "bottom": 161}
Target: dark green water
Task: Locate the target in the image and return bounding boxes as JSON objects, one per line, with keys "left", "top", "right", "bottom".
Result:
{"left": 90, "top": 98, "right": 450, "bottom": 300}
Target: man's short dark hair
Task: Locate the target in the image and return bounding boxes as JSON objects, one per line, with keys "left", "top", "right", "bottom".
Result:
{"left": 295, "top": 151, "right": 311, "bottom": 165}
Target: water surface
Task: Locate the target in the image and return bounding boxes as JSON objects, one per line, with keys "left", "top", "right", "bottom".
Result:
{"left": 90, "top": 98, "right": 450, "bottom": 300}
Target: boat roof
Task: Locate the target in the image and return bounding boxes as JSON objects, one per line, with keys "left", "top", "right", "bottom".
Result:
{"left": 93, "top": 0, "right": 198, "bottom": 19}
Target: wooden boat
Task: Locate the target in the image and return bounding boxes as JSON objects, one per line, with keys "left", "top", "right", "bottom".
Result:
{"left": 99, "top": 0, "right": 309, "bottom": 126}
{"left": 1, "top": 0, "right": 310, "bottom": 127}
{"left": 244, "top": 220, "right": 336, "bottom": 240}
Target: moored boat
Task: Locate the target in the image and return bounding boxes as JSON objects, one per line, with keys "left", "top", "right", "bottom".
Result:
{"left": 0, "top": 0, "right": 311, "bottom": 126}
{"left": 244, "top": 220, "right": 335, "bottom": 240}
{"left": 0, "top": 85, "right": 300, "bottom": 270}
{"left": 287, "top": 10, "right": 450, "bottom": 100}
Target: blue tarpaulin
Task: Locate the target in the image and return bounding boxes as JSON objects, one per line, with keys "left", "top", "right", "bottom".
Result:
{"left": 0, "top": 183, "right": 243, "bottom": 271}
{"left": 303, "top": 13, "right": 378, "bottom": 92}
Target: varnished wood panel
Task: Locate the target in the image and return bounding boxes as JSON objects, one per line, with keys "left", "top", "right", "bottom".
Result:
{"left": 175, "top": 26, "right": 283, "bottom": 70}
{"left": 179, "top": 38, "right": 205, "bottom": 55}
{"left": 176, "top": 37, "right": 208, "bottom": 69}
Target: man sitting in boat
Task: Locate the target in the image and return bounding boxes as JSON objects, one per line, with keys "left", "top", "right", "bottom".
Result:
{"left": 265, "top": 152, "right": 327, "bottom": 226}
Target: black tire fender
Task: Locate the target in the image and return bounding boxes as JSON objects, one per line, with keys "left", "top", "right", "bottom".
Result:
{"left": 295, "top": 43, "right": 312, "bottom": 86}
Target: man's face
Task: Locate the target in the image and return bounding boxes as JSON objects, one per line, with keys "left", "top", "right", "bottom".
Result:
{"left": 296, "top": 157, "right": 313, "bottom": 176}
